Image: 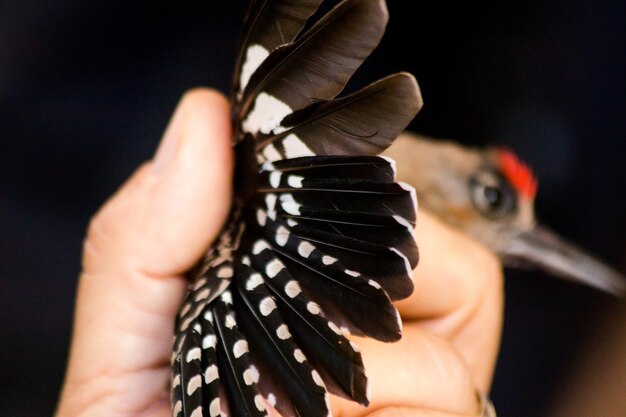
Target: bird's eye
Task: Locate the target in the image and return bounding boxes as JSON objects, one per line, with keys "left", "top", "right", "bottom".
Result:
{"left": 469, "top": 171, "right": 517, "bottom": 219}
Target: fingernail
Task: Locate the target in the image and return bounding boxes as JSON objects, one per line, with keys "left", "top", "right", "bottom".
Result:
{"left": 152, "top": 103, "right": 185, "bottom": 175}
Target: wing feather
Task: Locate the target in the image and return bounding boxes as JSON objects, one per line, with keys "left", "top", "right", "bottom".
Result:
{"left": 239, "top": 0, "right": 389, "bottom": 135}
{"left": 233, "top": 0, "right": 323, "bottom": 95}
{"left": 256, "top": 73, "right": 422, "bottom": 157}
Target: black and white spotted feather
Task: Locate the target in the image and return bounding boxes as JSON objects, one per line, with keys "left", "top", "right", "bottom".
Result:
{"left": 172, "top": 1, "right": 423, "bottom": 416}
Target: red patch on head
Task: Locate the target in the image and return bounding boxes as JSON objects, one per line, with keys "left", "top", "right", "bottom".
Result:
{"left": 496, "top": 148, "right": 538, "bottom": 198}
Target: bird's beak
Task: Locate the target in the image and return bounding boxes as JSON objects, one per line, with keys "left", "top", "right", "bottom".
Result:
{"left": 502, "top": 225, "right": 625, "bottom": 296}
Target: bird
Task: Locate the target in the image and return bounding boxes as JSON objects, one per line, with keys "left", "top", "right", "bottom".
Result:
{"left": 384, "top": 131, "right": 625, "bottom": 296}
{"left": 170, "top": 1, "right": 422, "bottom": 417}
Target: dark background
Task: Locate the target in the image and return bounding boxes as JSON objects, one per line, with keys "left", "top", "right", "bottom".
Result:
{"left": 1, "top": 1, "right": 625, "bottom": 416}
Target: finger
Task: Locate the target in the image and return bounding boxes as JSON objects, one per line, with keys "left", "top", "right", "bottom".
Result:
{"left": 58, "top": 89, "right": 233, "bottom": 415}
{"left": 395, "top": 212, "right": 502, "bottom": 322}
{"left": 331, "top": 326, "right": 481, "bottom": 417}
{"left": 365, "top": 407, "right": 476, "bottom": 417}
{"left": 394, "top": 211, "right": 504, "bottom": 392}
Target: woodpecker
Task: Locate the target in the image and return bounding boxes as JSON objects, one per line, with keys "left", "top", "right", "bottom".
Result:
{"left": 384, "top": 131, "right": 625, "bottom": 296}
{"left": 171, "top": 1, "right": 421, "bottom": 417}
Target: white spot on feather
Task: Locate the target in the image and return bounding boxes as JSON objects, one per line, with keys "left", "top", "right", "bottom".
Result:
{"left": 194, "top": 288, "right": 211, "bottom": 302}
{"left": 192, "top": 278, "right": 207, "bottom": 291}
{"left": 239, "top": 44, "right": 269, "bottom": 92}
{"left": 246, "top": 273, "right": 264, "bottom": 290}
{"left": 266, "top": 259, "right": 285, "bottom": 278}
{"left": 173, "top": 400, "right": 182, "bottom": 416}
{"left": 243, "top": 365, "right": 260, "bottom": 385}
{"left": 267, "top": 393, "right": 277, "bottom": 406}
{"left": 311, "top": 370, "right": 325, "bottom": 387}
{"left": 190, "top": 407, "right": 203, "bottom": 417}
{"left": 294, "top": 348, "right": 306, "bottom": 363}
{"left": 265, "top": 194, "right": 277, "bottom": 212}
{"left": 259, "top": 297, "right": 277, "bottom": 316}
{"left": 243, "top": 92, "right": 292, "bottom": 135}
{"left": 287, "top": 175, "right": 304, "bottom": 188}
{"left": 233, "top": 340, "right": 249, "bottom": 358}
{"left": 253, "top": 239, "right": 271, "bottom": 254}
{"left": 281, "top": 199, "right": 301, "bottom": 215}
{"left": 328, "top": 321, "right": 342, "bottom": 335}
{"left": 186, "top": 347, "right": 201, "bottom": 363}
{"left": 368, "top": 279, "right": 382, "bottom": 289}
{"left": 269, "top": 171, "right": 282, "bottom": 188}
{"left": 184, "top": 304, "right": 203, "bottom": 326}
{"left": 275, "top": 225, "right": 289, "bottom": 246}
{"left": 203, "top": 310, "right": 214, "bottom": 323}
{"left": 322, "top": 255, "right": 337, "bottom": 265}
{"left": 187, "top": 375, "right": 202, "bottom": 396}
{"left": 254, "top": 395, "right": 266, "bottom": 412}
{"left": 225, "top": 314, "right": 236, "bottom": 329}
{"left": 220, "top": 291, "right": 233, "bottom": 304}
{"left": 282, "top": 134, "right": 315, "bottom": 158}
{"left": 241, "top": 255, "right": 251, "bottom": 266}
{"left": 179, "top": 316, "right": 194, "bottom": 332}
{"left": 260, "top": 161, "right": 275, "bottom": 172}
{"left": 262, "top": 143, "right": 282, "bottom": 161}
{"left": 298, "top": 241, "right": 315, "bottom": 257}
{"left": 180, "top": 302, "right": 192, "bottom": 317}
{"left": 209, "top": 397, "right": 221, "bottom": 417}
{"left": 217, "top": 266, "right": 233, "bottom": 279}
{"left": 306, "top": 301, "right": 321, "bottom": 315}
{"left": 349, "top": 341, "right": 361, "bottom": 352}
{"left": 276, "top": 324, "right": 291, "bottom": 340}
{"left": 345, "top": 269, "right": 361, "bottom": 277}
{"left": 204, "top": 364, "right": 218, "bottom": 384}
{"left": 172, "top": 374, "right": 181, "bottom": 387}
{"left": 285, "top": 280, "right": 301, "bottom": 298}
{"left": 203, "top": 334, "right": 216, "bottom": 349}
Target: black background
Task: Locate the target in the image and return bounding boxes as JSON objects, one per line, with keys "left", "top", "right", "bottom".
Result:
{"left": 1, "top": 1, "right": 625, "bottom": 416}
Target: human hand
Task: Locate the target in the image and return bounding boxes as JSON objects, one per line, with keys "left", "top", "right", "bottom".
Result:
{"left": 331, "top": 210, "right": 503, "bottom": 417}
{"left": 55, "top": 89, "right": 503, "bottom": 417}
{"left": 55, "top": 88, "right": 233, "bottom": 417}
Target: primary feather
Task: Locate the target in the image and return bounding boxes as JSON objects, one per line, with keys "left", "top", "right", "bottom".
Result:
{"left": 172, "top": 1, "right": 423, "bottom": 416}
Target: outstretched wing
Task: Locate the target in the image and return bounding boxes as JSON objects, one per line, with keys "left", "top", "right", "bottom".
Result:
{"left": 172, "top": 1, "right": 423, "bottom": 416}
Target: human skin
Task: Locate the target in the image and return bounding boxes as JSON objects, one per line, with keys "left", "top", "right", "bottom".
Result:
{"left": 54, "top": 88, "right": 503, "bottom": 417}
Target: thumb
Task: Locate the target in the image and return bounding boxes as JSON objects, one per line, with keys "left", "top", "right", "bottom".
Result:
{"left": 62, "top": 88, "right": 233, "bottom": 399}
{"left": 84, "top": 88, "right": 233, "bottom": 278}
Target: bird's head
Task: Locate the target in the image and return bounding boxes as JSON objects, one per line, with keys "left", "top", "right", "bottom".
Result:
{"left": 385, "top": 132, "right": 625, "bottom": 296}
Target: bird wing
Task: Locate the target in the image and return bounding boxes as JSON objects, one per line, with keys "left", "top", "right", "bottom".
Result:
{"left": 172, "top": 1, "right": 422, "bottom": 416}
